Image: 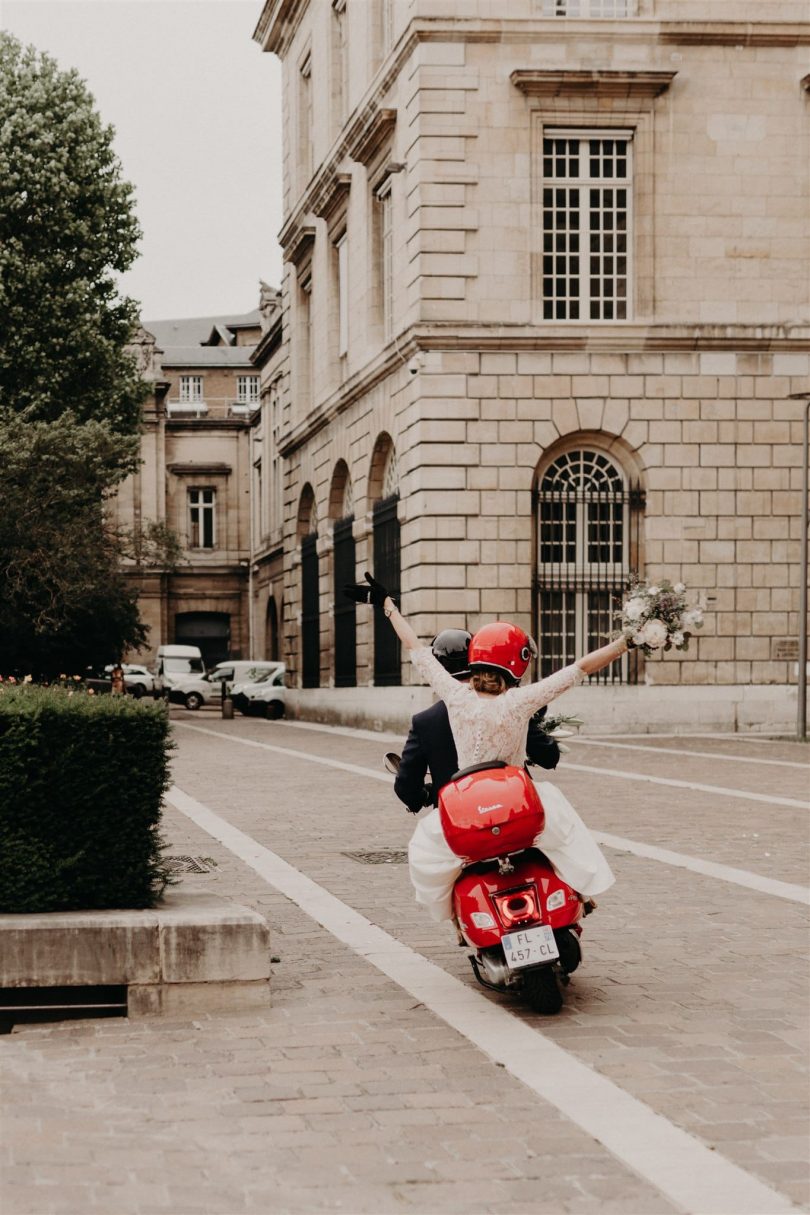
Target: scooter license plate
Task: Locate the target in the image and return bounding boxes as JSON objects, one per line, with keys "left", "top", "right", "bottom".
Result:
{"left": 502, "top": 925, "right": 559, "bottom": 969}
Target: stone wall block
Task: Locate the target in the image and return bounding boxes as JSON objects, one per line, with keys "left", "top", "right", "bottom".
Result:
{"left": 533, "top": 375, "right": 569, "bottom": 398}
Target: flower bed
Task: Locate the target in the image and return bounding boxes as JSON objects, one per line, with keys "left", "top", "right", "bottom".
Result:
{"left": 0, "top": 686, "right": 172, "bottom": 913}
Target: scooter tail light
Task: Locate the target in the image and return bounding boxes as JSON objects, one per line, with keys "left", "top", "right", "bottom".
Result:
{"left": 492, "top": 888, "right": 541, "bottom": 928}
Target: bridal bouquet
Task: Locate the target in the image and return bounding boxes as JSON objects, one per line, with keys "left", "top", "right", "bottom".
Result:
{"left": 534, "top": 712, "right": 584, "bottom": 754}
{"left": 617, "top": 578, "right": 704, "bottom": 657}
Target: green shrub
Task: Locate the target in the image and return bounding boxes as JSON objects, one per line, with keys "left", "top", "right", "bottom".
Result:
{"left": 0, "top": 686, "right": 173, "bottom": 912}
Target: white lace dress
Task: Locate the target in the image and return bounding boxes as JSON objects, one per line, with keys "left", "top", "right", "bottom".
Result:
{"left": 407, "top": 647, "right": 615, "bottom": 922}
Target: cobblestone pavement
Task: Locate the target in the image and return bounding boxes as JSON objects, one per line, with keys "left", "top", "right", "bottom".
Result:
{"left": 2, "top": 709, "right": 808, "bottom": 1215}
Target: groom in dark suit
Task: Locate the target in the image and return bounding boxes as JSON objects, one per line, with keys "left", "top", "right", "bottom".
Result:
{"left": 394, "top": 629, "right": 560, "bottom": 814}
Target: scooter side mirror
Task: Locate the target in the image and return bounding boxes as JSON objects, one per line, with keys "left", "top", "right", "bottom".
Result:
{"left": 383, "top": 752, "right": 401, "bottom": 776}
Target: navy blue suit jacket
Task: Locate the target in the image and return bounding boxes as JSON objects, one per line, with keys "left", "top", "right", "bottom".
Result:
{"left": 394, "top": 700, "right": 560, "bottom": 813}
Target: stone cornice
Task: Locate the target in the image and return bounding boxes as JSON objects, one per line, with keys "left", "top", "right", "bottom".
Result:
{"left": 166, "top": 463, "right": 232, "bottom": 476}
{"left": 276, "top": 322, "right": 810, "bottom": 455}
{"left": 278, "top": 106, "right": 396, "bottom": 252}
{"left": 412, "top": 322, "right": 810, "bottom": 353}
{"left": 311, "top": 172, "right": 352, "bottom": 228}
{"left": 344, "top": 107, "right": 397, "bottom": 167}
{"left": 287, "top": 225, "right": 316, "bottom": 267}
{"left": 512, "top": 68, "right": 676, "bottom": 100}
{"left": 252, "top": 0, "right": 307, "bottom": 57}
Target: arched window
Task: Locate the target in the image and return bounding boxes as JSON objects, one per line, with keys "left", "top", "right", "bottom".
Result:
{"left": 298, "top": 486, "right": 320, "bottom": 688}
{"left": 330, "top": 461, "right": 356, "bottom": 687}
{"left": 534, "top": 447, "right": 644, "bottom": 683}
{"left": 369, "top": 437, "right": 401, "bottom": 686}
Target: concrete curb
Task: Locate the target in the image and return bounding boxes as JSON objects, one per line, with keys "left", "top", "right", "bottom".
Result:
{"left": 0, "top": 889, "right": 271, "bottom": 1017}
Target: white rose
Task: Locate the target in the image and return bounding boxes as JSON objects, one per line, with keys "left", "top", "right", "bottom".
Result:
{"left": 671, "top": 631, "right": 685, "bottom": 647}
{"left": 624, "top": 597, "right": 646, "bottom": 622}
{"left": 674, "top": 582, "right": 685, "bottom": 594}
{"left": 647, "top": 585, "right": 660, "bottom": 597}
{"left": 639, "top": 619, "right": 668, "bottom": 650}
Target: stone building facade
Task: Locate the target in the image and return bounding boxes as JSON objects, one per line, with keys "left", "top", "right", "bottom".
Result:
{"left": 253, "top": 0, "right": 810, "bottom": 732}
{"left": 115, "top": 311, "right": 264, "bottom": 667}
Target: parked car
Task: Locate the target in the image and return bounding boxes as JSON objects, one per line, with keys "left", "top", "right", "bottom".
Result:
{"left": 103, "top": 663, "right": 155, "bottom": 699}
{"left": 153, "top": 645, "right": 205, "bottom": 698}
{"left": 232, "top": 667, "right": 287, "bottom": 719}
{"left": 209, "top": 660, "right": 284, "bottom": 691}
{"left": 170, "top": 661, "right": 285, "bottom": 711}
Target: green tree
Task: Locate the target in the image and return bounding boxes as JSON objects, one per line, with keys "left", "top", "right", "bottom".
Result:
{"left": 0, "top": 412, "right": 148, "bottom": 675}
{"left": 0, "top": 35, "right": 181, "bottom": 674}
{"left": 0, "top": 32, "right": 145, "bottom": 452}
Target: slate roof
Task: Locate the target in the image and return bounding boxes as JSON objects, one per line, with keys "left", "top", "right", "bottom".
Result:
{"left": 144, "top": 311, "right": 261, "bottom": 367}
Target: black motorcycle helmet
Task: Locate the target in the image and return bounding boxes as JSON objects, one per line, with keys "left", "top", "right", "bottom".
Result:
{"left": 431, "top": 629, "right": 472, "bottom": 679}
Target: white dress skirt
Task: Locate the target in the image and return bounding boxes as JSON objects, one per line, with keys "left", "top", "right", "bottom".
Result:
{"left": 408, "top": 781, "right": 615, "bottom": 923}
{"left": 405, "top": 647, "right": 615, "bottom": 923}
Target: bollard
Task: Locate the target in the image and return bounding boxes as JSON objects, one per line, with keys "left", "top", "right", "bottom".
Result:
{"left": 221, "top": 679, "right": 234, "bottom": 719}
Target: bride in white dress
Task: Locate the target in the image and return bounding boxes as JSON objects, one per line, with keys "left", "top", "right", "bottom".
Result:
{"left": 365, "top": 580, "right": 632, "bottom": 923}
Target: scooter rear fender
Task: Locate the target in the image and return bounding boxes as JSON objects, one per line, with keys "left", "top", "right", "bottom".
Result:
{"left": 455, "top": 852, "right": 582, "bottom": 949}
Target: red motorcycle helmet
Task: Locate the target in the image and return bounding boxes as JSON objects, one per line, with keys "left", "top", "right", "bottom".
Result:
{"left": 468, "top": 622, "right": 537, "bottom": 684}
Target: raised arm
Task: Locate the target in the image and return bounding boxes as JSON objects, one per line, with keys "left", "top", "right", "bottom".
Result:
{"left": 382, "top": 596, "right": 421, "bottom": 651}
{"left": 576, "top": 636, "right": 627, "bottom": 677}
{"left": 511, "top": 636, "right": 628, "bottom": 714}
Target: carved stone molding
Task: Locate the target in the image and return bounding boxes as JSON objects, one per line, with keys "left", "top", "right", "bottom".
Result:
{"left": 511, "top": 69, "right": 676, "bottom": 101}
{"left": 311, "top": 173, "right": 352, "bottom": 229}
{"left": 167, "top": 463, "right": 233, "bottom": 476}
{"left": 287, "top": 225, "right": 316, "bottom": 267}
{"left": 345, "top": 107, "right": 396, "bottom": 167}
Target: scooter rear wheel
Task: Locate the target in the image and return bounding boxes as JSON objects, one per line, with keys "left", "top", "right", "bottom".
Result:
{"left": 523, "top": 966, "right": 563, "bottom": 1015}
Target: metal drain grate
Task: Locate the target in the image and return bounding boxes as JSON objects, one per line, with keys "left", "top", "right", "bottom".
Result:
{"left": 343, "top": 849, "right": 408, "bottom": 865}
{"left": 164, "top": 855, "right": 218, "bottom": 874}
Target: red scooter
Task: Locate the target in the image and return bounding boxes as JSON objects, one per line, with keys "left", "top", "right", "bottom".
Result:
{"left": 387, "top": 756, "right": 585, "bottom": 1015}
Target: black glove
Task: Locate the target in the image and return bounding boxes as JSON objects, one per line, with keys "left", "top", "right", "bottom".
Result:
{"left": 343, "top": 571, "right": 390, "bottom": 608}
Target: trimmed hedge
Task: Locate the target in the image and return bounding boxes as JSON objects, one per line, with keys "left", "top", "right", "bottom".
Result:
{"left": 0, "top": 686, "right": 173, "bottom": 913}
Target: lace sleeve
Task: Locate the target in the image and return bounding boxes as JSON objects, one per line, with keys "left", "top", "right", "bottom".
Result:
{"left": 508, "top": 663, "right": 585, "bottom": 714}
{"left": 410, "top": 647, "right": 468, "bottom": 706}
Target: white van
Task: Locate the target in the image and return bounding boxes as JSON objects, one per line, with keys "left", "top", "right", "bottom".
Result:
{"left": 168, "top": 660, "right": 285, "bottom": 711}
{"left": 153, "top": 645, "right": 205, "bottom": 696}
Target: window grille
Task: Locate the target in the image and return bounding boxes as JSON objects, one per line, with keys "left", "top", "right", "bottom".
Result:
{"left": 534, "top": 450, "right": 644, "bottom": 684}
{"left": 301, "top": 533, "right": 320, "bottom": 688}
{"left": 237, "top": 375, "right": 259, "bottom": 404}
{"left": 539, "top": 0, "right": 636, "bottom": 15}
{"left": 188, "top": 488, "right": 216, "bottom": 550}
{"left": 180, "top": 376, "right": 204, "bottom": 403}
{"left": 542, "top": 133, "right": 632, "bottom": 321}
{"left": 333, "top": 516, "right": 356, "bottom": 687}
{"left": 373, "top": 496, "right": 401, "bottom": 686}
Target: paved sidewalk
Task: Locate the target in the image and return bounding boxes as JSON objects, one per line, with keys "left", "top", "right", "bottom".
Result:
{"left": 2, "top": 799, "right": 676, "bottom": 1215}
{"left": 2, "top": 716, "right": 808, "bottom": 1215}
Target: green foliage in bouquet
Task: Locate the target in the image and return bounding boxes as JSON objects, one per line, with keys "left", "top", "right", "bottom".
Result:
{"left": 616, "top": 578, "right": 704, "bottom": 658}
{"left": 0, "top": 686, "right": 174, "bottom": 913}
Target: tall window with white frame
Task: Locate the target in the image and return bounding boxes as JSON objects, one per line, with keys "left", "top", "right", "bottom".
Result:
{"left": 298, "top": 52, "right": 313, "bottom": 185}
{"left": 331, "top": 0, "right": 347, "bottom": 131}
{"left": 188, "top": 488, "right": 216, "bottom": 550}
{"left": 542, "top": 131, "right": 632, "bottom": 321}
{"left": 180, "top": 375, "right": 204, "bottom": 404}
{"left": 237, "top": 375, "right": 260, "bottom": 406}
{"left": 539, "top": 0, "right": 637, "bottom": 15}
{"left": 336, "top": 231, "right": 349, "bottom": 359}
{"left": 298, "top": 269, "right": 313, "bottom": 408}
{"left": 375, "top": 178, "right": 393, "bottom": 340}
